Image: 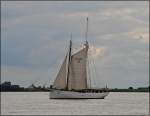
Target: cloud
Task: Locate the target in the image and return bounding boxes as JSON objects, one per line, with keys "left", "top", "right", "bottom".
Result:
{"left": 128, "top": 28, "right": 149, "bottom": 44}
{"left": 88, "top": 46, "right": 105, "bottom": 59}
{"left": 100, "top": 5, "right": 148, "bottom": 25}
{"left": 1, "top": 1, "right": 149, "bottom": 88}
{"left": 101, "top": 8, "right": 136, "bottom": 17}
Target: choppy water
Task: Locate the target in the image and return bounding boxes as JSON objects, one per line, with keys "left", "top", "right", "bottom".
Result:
{"left": 1, "top": 92, "right": 149, "bottom": 115}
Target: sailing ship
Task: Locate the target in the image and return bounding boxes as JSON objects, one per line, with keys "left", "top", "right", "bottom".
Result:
{"left": 50, "top": 18, "right": 109, "bottom": 99}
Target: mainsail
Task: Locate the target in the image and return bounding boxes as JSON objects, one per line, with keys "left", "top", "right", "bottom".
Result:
{"left": 68, "top": 45, "right": 88, "bottom": 90}
{"left": 53, "top": 55, "right": 67, "bottom": 89}
{"left": 53, "top": 41, "right": 89, "bottom": 90}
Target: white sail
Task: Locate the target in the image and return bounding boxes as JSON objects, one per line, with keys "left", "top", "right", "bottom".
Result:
{"left": 68, "top": 47, "right": 88, "bottom": 90}
{"left": 53, "top": 55, "right": 67, "bottom": 89}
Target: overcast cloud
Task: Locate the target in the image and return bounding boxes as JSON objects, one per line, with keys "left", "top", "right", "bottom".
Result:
{"left": 1, "top": 1, "right": 149, "bottom": 88}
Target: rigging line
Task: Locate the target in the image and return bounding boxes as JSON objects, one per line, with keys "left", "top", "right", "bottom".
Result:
{"left": 90, "top": 54, "right": 97, "bottom": 87}
{"left": 90, "top": 49, "right": 99, "bottom": 80}
{"left": 88, "top": 53, "right": 96, "bottom": 88}
{"left": 87, "top": 55, "right": 91, "bottom": 89}
{"left": 90, "top": 46, "right": 99, "bottom": 87}
{"left": 92, "top": 57, "right": 98, "bottom": 88}
{"left": 88, "top": 31, "right": 100, "bottom": 88}
{"left": 93, "top": 58, "right": 99, "bottom": 79}
{"left": 88, "top": 57, "right": 92, "bottom": 86}
{"left": 89, "top": 45, "right": 98, "bottom": 87}
{"left": 92, "top": 51, "right": 100, "bottom": 88}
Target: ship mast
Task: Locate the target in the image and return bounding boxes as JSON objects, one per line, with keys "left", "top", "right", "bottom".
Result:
{"left": 85, "top": 17, "right": 91, "bottom": 89}
{"left": 85, "top": 17, "right": 89, "bottom": 49}
{"left": 66, "top": 35, "right": 72, "bottom": 90}
{"left": 66, "top": 17, "right": 89, "bottom": 90}
{"left": 85, "top": 17, "right": 88, "bottom": 42}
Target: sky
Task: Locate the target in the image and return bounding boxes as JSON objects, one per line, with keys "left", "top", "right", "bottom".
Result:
{"left": 1, "top": 1, "right": 149, "bottom": 88}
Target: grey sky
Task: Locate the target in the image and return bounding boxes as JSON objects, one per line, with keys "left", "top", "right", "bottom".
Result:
{"left": 1, "top": 1, "right": 149, "bottom": 88}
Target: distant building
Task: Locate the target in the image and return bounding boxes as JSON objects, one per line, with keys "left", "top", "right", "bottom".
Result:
{"left": 2, "top": 81, "right": 11, "bottom": 86}
{"left": 0, "top": 81, "right": 22, "bottom": 91}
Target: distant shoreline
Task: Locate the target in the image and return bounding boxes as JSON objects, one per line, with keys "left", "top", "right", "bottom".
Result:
{"left": 1, "top": 89, "right": 149, "bottom": 92}
{"left": 1, "top": 91, "right": 149, "bottom": 92}
{"left": 1, "top": 81, "right": 149, "bottom": 92}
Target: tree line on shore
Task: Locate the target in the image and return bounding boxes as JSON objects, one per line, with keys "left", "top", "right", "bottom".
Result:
{"left": 0, "top": 81, "right": 149, "bottom": 92}
{"left": 0, "top": 82, "right": 49, "bottom": 92}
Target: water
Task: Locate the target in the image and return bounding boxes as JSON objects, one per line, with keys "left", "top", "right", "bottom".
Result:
{"left": 1, "top": 92, "right": 149, "bottom": 115}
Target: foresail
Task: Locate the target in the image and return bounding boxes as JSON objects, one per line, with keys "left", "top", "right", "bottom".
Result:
{"left": 68, "top": 47, "right": 88, "bottom": 90}
{"left": 53, "top": 55, "right": 67, "bottom": 89}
